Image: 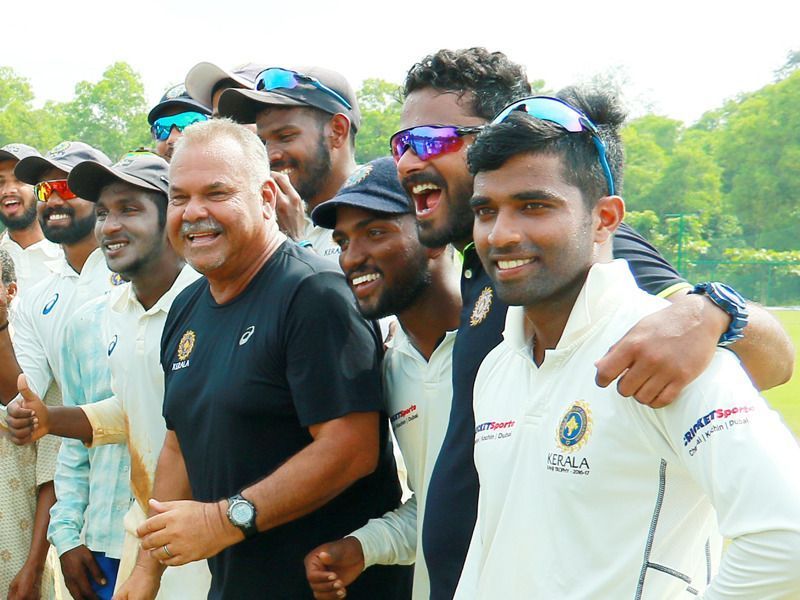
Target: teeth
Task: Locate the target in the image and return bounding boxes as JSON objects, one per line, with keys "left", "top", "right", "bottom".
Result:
{"left": 187, "top": 232, "right": 216, "bottom": 240}
{"left": 277, "top": 169, "right": 293, "bottom": 175}
{"left": 107, "top": 242, "right": 126, "bottom": 251}
{"left": 48, "top": 213, "right": 69, "bottom": 221}
{"left": 497, "top": 259, "right": 533, "bottom": 270}
{"left": 352, "top": 273, "right": 380, "bottom": 286}
{"left": 412, "top": 183, "right": 440, "bottom": 194}
{"left": 3, "top": 200, "right": 20, "bottom": 207}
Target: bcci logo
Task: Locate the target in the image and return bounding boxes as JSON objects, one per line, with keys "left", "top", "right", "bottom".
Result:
{"left": 110, "top": 273, "right": 125, "bottom": 286}
{"left": 177, "top": 330, "right": 196, "bottom": 361}
{"left": 342, "top": 164, "right": 373, "bottom": 188}
{"left": 557, "top": 401, "right": 592, "bottom": 453}
{"left": 47, "top": 141, "right": 72, "bottom": 159}
{"left": 470, "top": 287, "right": 493, "bottom": 327}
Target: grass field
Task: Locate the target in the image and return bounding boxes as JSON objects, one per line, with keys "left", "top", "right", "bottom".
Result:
{"left": 763, "top": 310, "right": 800, "bottom": 437}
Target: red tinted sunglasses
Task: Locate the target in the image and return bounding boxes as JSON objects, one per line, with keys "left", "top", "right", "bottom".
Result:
{"left": 34, "top": 179, "right": 77, "bottom": 202}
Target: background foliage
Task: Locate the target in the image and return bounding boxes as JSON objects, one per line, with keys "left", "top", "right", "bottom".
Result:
{"left": 1, "top": 56, "right": 798, "bottom": 303}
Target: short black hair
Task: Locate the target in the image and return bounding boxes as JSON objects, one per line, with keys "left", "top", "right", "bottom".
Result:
{"left": 403, "top": 48, "right": 532, "bottom": 121}
{"left": 468, "top": 86, "right": 627, "bottom": 205}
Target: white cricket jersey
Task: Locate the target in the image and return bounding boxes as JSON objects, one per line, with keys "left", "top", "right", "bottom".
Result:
{"left": 0, "top": 231, "right": 62, "bottom": 293}
{"left": 457, "top": 260, "right": 800, "bottom": 600}
{"left": 12, "top": 247, "right": 115, "bottom": 398}
{"left": 304, "top": 218, "right": 341, "bottom": 262}
{"left": 79, "top": 265, "right": 210, "bottom": 598}
{"left": 350, "top": 326, "right": 455, "bottom": 599}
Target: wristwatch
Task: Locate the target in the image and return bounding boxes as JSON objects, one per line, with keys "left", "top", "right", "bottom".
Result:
{"left": 689, "top": 282, "right": 749, "bottom": 347}
{"left": 226, "top": 493, "right": 258, "bottom": 539}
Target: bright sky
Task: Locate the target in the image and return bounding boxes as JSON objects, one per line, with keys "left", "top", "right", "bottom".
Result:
{"left": 6, "top": 0, "right": 798, "bottom": 125}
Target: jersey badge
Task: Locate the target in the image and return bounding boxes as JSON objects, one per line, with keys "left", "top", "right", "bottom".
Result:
{"left": 469, "top": 286, "right": 493, "bottom": 327}
{"left": 239, "top": 326, "right": 255, "bottom": 346}
{"left": 556, "top": 400, "right": 592, "bottom": 453}
{"left": 107, "top": 335, "right": 118, "bottom": 356}
{"left": 42, "top": 293, "right": 59, "bottom": 315}
{"left": 177, "top": 330, "right": 196, "bottom": 361}
{"left": 110, "top": 272, "right": 125, "bottom": 286}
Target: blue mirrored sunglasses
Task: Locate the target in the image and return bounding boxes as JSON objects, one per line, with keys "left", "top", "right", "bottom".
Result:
{"left": 150, "top": 111, "right": 209, "bottom": 141}
{"left": 492, "top": 96, "right": 616, "bottom": 196}
{"left": 255, "top": 68, "right": 352, "bottom": 110}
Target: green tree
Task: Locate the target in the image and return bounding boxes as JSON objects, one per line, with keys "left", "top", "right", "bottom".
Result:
{"left": 62, "top": 62, "right": 150, "bottom": 160}
{"left": 355, "top": 79, "right": 402, "bottom": 163}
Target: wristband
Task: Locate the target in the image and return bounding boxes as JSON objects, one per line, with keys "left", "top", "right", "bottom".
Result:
{"left": 689, "top": 282, "right": 749, "bottom": 347}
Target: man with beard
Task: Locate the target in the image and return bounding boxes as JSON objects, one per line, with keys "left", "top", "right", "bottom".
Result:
{"left": 304, "top": 157, "right": 461, "bottom": 599}
{"left": 454, "top": 90, "right": 800, "bottom": 599}
{"left": 0, "top": 143, "right": 62, "bottom": 291}
{"left": 0, "top": 141, "right": 114, "bottom": 599}
{"left": 218, "top": 65, "right": 360, "bottom": 259}
{"left": 148, "top": 84, "right": 211, "bottom": 162}
{"left": 393, "top": 48, "right": 795, "bottom": 599}
{"left": 7, "top": 152, "right": 211, "bottom": 599}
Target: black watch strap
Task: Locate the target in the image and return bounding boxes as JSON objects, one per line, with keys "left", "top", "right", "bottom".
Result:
{"left": 226, "top": 493, "right": 258, "bottom": 539}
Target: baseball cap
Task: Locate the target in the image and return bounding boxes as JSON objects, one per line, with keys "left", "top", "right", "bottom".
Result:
{"left": 15, "top": 141, "right": 112, "bottom": 185}
{"left": 311, "top": 157, "right": 411, "bottom": 229}
{"left": 218, "top": 65, "right": 361, "bottom": 130}
{"left": 147, "top": 83, "right": 212, "bottom": 125}
{"left": 0, "top": 143, "right": 40, "bottom": 163}
{"left": 185, "top": 62, "right": 267, "bottom": 110}
{"left": 68, "top": 152, "right": 170, "bottom": 203}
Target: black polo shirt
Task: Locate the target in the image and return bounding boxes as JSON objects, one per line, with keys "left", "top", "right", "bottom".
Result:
{"left": 162, "top": 242, "right": 412, "bottom": 599}
{"left": 422, "top": 222, "right": 687, "bottom": 599}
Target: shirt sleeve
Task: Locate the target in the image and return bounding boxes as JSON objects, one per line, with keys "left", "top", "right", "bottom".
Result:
{"left": 12, "top": 290, "right": 53, "bottom": 398}
{"left": 283, "top": 271, "right": 383, "bottom": 427}
{"left": 655, "top": 350, "right": 800, "bottom": 598}
{"left": 47, "top": 439, "right": 89, "bottom": 556}
{"left": 80, "top": 396, "right": 126, "bottom": 447}
{"left": 613, "top": 222, "right": 690, "bottom": 297}
{"left": 349, "top": 494, "right": 417, "bottom": 567}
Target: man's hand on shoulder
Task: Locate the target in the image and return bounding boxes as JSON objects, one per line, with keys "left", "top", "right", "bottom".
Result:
{"left": 304, "top": 537, "right": 365, "bottom": 599}
{"left": 595, "top": 292, "right": 726, "bottom": 408}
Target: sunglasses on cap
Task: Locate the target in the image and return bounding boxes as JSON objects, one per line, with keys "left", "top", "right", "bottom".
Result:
{"left": 255, "top": 68, "right": 353, "bottom": 110}
{"left": 34, "top": 179, "right": 77, "bottom": 203}
{"left": 492, "top": 96, "right": 616, "bottom": 196}
{"left": 150, "top": 112, "right": 209, "bottom": 141}
{"left": 389, "top": 125, "right": 484, "bottom": 163}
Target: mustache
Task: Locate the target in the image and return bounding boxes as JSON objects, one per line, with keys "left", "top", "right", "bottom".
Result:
{"left": 179, "top": 218, "right": 223, "bottom": 236}
{"left": 485, "top": 244, "right": 542, "bottom": 260}
{"left": 401, "top": 171, "right": 447, "bottom": 193}
{"left": 42, "top": 204, "right": 75, "bottom": 218}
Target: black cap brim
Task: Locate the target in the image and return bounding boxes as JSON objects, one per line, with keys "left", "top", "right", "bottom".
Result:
{"left": 147, "top": 99, "right": 212, "bottom": 125}
{"left": 68, "top": 161, "right": 166, "bottom": 203}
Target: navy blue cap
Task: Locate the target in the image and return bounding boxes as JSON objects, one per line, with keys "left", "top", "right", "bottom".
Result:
{"left": 0, "top": 143, "right": 40, "bottom": 162}
{"left": 311, "top": 157, "right": 411, "bottom": 229}
{"left": 68, "top": 152, "right": 170, "bottom": 203}
{"left": 148, "top": 83, "right": 211, "bottom": 125}
{"left": 15, "top": 141, "right": 112, "bottom": 184}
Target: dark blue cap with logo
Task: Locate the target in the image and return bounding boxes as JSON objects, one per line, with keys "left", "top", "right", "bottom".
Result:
{"left": 148, "top": 83, "right": 212, "bottom": 125}
{"left": 311, "top": 157, "right": 412, "bottom": 229}
{"left": 15, "top": 141, "right": 112, "bottom": 184}
{"left": 68, "top": 151, "right": 170, "bottom": 203}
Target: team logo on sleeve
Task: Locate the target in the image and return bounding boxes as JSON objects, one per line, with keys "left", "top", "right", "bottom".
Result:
{"left": 470, "top": 287, "right": 493, "bottom": 326}
{"left": 557, "top": 401, "right": 592, "bottom": 452}
{"left": 172, "top": 330, "right": 196, "bottom": 371}
{"left": 110, "top": 272, "right": 125, "bottom": 286}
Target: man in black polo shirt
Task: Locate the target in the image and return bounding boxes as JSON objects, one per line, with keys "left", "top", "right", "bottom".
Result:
{"left": 393, "top": 48, "right": 795, "bottom": 599}
{"left": 125, "top": 119, "right": 411, "bottom": 599}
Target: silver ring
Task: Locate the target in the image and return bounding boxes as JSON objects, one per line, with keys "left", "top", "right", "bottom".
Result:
{"left": 163, "top": 544, "right": 172, "bottom": 558}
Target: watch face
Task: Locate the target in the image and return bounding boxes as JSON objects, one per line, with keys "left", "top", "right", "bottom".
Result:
{"left": 230, "top": 501, "right": 254, "bottom": 525}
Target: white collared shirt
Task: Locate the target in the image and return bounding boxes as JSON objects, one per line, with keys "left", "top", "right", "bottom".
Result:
{"left": 350, "top": 326, "right": 456, "bottom": 599}
{"left": 12, "top": 247, "right": 115, "bottom": 398}
{"left": 0, "top": 231, "right": 63, "bottom": 293}
{"left": 79, "top": 265, "right": 210, "bottom": 598}
{"left": 457, "top": 260, "right": 800, "bottom": 599}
